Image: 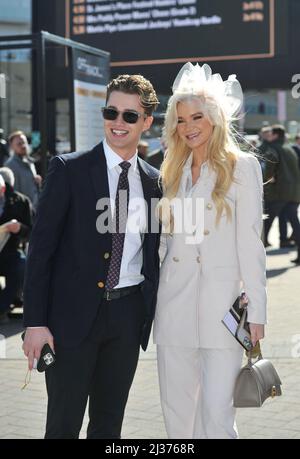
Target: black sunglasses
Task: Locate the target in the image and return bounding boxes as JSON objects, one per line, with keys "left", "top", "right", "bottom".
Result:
{"left": 101, "top": 107, "right": 147, "bottom": 124}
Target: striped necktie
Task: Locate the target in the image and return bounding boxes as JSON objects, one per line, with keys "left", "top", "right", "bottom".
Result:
{"left": 106, "top": 161, "right": 131, "bottom": 289}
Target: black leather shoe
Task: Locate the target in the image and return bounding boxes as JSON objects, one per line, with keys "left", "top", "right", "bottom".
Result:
{"left": 280, "top": 241, "right": 295, "bottom": 248}
{"left": 0, "top": 312, "right": 10, "bottom": 325}
{"left": 291, "top": 257, "right": 300, "bottom": 265}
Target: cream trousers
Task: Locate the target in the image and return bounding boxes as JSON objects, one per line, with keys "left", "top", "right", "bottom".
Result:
{"left": 157, "top": 345, "right": 244, "bottom": 439}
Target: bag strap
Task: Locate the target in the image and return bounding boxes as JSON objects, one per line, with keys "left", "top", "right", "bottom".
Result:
{"left": 247, "top": 341, "right": 263, "bottom": 365}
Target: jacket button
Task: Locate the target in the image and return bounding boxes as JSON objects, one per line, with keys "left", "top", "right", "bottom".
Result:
{"left": 104, "top": 252, "right": 110, "bottom": 260}
{"left": 196, "top": 256, "right": 201, "bottom": 263}
{"left": 206, "top": 203, "right": 213, "bottom": 210}
{"left": 97, "top": 281, "right": 105, "bottom": 288}
{"left": 173, "top": 257, "right": 179, "bottom": 262}
{"left": 204, "top": 229, "right": 210, "bottom": 236}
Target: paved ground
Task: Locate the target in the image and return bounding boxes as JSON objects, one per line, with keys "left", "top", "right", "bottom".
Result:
{"left": 0, "top": 221, "right": 300, "bottom": 439}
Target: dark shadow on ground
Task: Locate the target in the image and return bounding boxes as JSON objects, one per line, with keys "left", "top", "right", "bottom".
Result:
{"left": 267, "top": 268, "right": 290, "bottom": 279}
{"left": 0, "top": 311, "right": 23, "bottom": 339}
{"left": 266, "top": 247, "right": 297, "bottom": 256}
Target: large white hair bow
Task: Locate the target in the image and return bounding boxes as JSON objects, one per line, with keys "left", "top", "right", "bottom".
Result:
{"left": 172, "top": 62, "right": 243, "bottom": 118}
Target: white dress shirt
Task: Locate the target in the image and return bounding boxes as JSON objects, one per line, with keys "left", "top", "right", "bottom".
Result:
{"left": 103, "top": 139, "right": 146, "bottom": 288}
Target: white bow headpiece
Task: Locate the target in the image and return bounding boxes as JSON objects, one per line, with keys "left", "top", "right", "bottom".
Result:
{"left": 172, "top": 62, "right": 243, "bottom": 118}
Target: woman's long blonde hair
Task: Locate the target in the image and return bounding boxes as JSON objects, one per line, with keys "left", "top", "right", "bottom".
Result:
{"left": 159, "top": 93, "right": 241, "bottom": 225}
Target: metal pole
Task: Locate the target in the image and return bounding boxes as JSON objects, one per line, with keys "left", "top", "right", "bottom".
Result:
{"left": 7, "top": 52, "right": 12, "bottom": 135}
{"left": 36, "top": 32, "right": 47, "bottom": 178}
{"left": 68, "top": 46, "right": 76, "bottom": 152}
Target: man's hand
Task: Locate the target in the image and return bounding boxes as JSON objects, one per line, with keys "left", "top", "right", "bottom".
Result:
{"left": 22, "top": 328, "right": 55, "bottom": 370}
{"left": 3, "top": 219, "right": 21, "bottom": 234}
{"left": 34, "top": 175, "right": 42, "bottom": 187}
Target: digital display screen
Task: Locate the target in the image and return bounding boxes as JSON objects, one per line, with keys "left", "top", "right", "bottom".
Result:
{"left": 67, "top": 0, "right": 274, "bottom": 65}
{"left": 33, "top": 0, "right": 294, "bottom": 91}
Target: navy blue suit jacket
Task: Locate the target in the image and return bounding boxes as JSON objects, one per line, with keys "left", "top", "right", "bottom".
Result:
{"left": 23, "top": 142, "right": 162, "bottom": 350}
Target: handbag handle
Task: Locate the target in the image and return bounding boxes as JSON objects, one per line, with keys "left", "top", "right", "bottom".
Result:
{"left": 247, "top": 341, "right": 263, "bottom": 365}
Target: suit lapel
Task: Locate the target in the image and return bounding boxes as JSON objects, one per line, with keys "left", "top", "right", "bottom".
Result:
{"left": 88, "top": 142, "right": 112, "bottom": 251}
{"left": 138, "top": 159, "right": 153, "bottom": 209}
{"left": 89, "top": 142, "right": 110, "bottom": 200}
{"left": 138, "top": 158, "right": 160, "bottom": 234}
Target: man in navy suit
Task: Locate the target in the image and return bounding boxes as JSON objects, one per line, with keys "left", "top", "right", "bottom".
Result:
{"left": 22, "top": 74, "right": 161, "bottom": 439}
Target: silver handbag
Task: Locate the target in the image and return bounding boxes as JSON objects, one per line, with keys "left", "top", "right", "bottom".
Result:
{"left": 233, "top": 347, "right": 282, "bottom": 408}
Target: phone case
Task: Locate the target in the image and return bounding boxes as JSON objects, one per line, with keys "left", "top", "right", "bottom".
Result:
{"left": 235, "top": 308, "right": 253, "bottom": 351}
{"left": 222, "top": 293, "right": 253, "bottom": 352}
{"left": 36, "top": 343, "right": 56, "bottom": 372}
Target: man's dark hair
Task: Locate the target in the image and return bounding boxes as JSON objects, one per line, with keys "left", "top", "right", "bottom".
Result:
{"left": 295, "top": 133, "right": 300, "bottom": 140}
{"left": 272, "top": 124, "right": 285, "bottom": 141}
{"left": 106, "top": 74, "right": 159, "bottom": 116}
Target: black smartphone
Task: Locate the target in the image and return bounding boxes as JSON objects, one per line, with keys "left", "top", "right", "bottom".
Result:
{"left": 21, "top": 331, "right": 56, "bottom": 372}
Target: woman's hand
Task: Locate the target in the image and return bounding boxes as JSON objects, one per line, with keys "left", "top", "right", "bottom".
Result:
{"left": 3, "top": 219, "right": 21, "bottom": 234}
{"left": 249, "top": 323, "right": 265, "bottom": 347}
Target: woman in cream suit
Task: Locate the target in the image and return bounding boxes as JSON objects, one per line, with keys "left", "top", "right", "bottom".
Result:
{"left": 154, "top": 63, "right": 267, "bottom": 439}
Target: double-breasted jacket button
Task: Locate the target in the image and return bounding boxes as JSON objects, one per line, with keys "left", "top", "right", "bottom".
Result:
{"left": 172, "top": 257, "right": 179, "bottom": 262}
{"left": 204, "top": 229, "right": 210, "bottom": 236}
{"left": 97, "top": 281, "right": 105, "bottom": 288}
{"left": 103, "top": 252, "right": 110, "bottom": 260}
{"left": 206, "top": 203, "right": 213, "bottom": 210}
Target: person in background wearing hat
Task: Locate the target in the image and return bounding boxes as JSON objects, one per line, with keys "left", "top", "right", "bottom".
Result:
{"left": 154, "top": 63, "right": 266, "bottom": 439}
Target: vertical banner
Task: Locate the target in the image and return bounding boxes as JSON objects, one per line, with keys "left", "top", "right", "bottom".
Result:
{"left": 72, "top": 49, "right": 109, "bottom": 151}
{"left": 277, "top": 90, "right": 287, "bottom": 124}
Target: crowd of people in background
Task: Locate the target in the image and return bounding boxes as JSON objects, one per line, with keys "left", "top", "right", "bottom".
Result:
{"left": 0, "top": 121, "right": 299, "bottom": 325}
{"left": 257, "top": 125, "right": 300, "bottom": 264}
{"left": 0, "top": 129, "right": 38, "bottom": 324}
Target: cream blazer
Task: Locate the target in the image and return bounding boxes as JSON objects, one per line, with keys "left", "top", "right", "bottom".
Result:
{"left": 153, "top": 153, "right": 267, "bottom": 349}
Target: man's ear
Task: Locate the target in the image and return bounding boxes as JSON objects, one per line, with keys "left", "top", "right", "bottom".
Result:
{"left": 143, "top": 115, "right": 154, "bottom": 132}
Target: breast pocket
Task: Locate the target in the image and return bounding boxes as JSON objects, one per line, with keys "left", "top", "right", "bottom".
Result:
{"left": 159, "top": 256, "right": 179, "bottom": 283}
